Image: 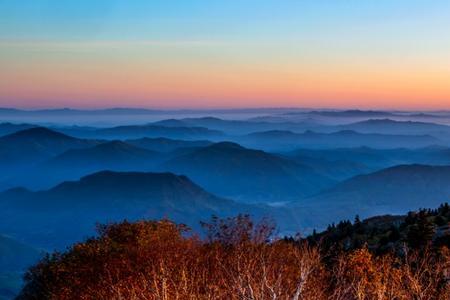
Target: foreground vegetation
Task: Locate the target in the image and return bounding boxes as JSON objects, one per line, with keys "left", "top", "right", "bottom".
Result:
{"left": 18, "top": 212, "right": 450, "bottom": 300}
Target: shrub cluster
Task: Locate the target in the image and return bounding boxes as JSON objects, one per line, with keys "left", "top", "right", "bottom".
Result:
{"left": 18, "top": 215, "right": 450, "bottom": 300}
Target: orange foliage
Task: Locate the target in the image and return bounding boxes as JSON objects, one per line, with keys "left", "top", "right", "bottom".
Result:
{"left": 17, "top": 217, "right": 450, "bottom": 300}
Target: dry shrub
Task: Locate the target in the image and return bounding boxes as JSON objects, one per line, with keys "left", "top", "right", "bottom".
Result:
{"left": 330, "top": 246, "right": 450, "bottom": 300}
{"left": 17, "top": 217, "right": 450, "bottom": 300}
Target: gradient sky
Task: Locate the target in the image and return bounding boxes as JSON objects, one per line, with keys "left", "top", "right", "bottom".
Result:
{"left": 1, "top": 0, "right": 450, "bottom": 109}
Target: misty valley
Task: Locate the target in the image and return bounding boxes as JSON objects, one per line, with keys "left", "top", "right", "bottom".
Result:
{"left": 3, "top": 0, "right": 450, "bottom": 298}
{"left": 2, "top": 108, "right": 450, "bottom": 298}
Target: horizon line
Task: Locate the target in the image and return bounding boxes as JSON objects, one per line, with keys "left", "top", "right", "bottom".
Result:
{"left": 2, "top": 106, "right": 450, "bottom": 113}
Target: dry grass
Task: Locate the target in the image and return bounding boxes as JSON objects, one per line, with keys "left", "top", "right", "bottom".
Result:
{"left": 18, "top": 217, "right": 450, "bottom": 300}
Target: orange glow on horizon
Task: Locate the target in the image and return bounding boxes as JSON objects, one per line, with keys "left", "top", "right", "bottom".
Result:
{"left": 1, "top": 41, "right": 449, "bottom": 110}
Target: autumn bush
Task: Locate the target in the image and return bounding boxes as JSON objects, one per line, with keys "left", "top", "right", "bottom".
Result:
{"left": 17, "top": 216, "right": 450, "bottom": 300}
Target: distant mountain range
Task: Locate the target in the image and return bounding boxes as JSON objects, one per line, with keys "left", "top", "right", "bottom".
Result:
{"left": 126, "top": 137, "right": 212, "bottom": 152}
{"left": 2, "top": 126, "right": 450, "bottom": 205}
{"left": 320, "top": 164, "right": 450, "bottom": 208}
{"left": 44, "top": 140, "right": 160, "bottom": 171}
{"left": 152, "top": 117, "right": 317, "bottom": 135}
{"left": 0, "top": 123, "right": 36, "bottom": 137}
{"left": 160, "top": 142, "right": 335, "bottom": 203}
{"left": 282, "top": 152, "right": 372, "bottom": 181}
{"left": 0, "top": 128, "right": 99, "bottom": 178}
{"left": 337, "top": 119, "right": 450, "bottom": 136}
{"left": 57, "top": 124, "right": 224, "bottom": 140}
{"left": 3, "top": 164, "right": 450, "bottom": 251}
{"left": 282, "top": 109, "right": 450, "bottom": 119}
{"left": 2, "top": 141, "right": 162, "bottom": 189}
{"left": 2, "top": 120, "right": 450, "bottom": 238}
{"left": 3, "top": 109, "right": 450, "bottom": 300}
{"left": 0, "top": 171, "right": 260, "bottom": 249}
{"left": 5, "top": 115, "right": 450, "bottom": 151}
{"left": 148, "top": 117, "right": 450, "bottom": 142}
{"left": 240, "top": 129, "right": 441, "bottom": 150}
{"left": 249, "top": 110, "right": 450, "bottom": 126}
{"left": 0, "top": 127, "right": 337, "bottom": 201}
{"left": 286, "top": 146, "right": 450, "bottom": 171}
{"left": 292, "top": 110, "right": 397, "bottom": 118}
{"left": 0, "top": 107, "right": 304, "bottom": 116}
{"left": 0, "top": 108, "right": 168, "bottom": 116}
{"left": 290, "top": 165, "right": 450, "bottom": 227}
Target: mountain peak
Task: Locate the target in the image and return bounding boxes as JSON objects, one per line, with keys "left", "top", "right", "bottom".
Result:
{"left": 3, "top": 127, "right": 74, "bottom": 141}
{"left": 358, "top": 118, "right": 396, "bottom": 124}
{"left": 207, "top": 141, "right": 244, "bottom": 150}
{"left": 93, "top": 140, "right": 144, "bottom": 151}
{"left": 152, "top": 119, "right": 187, "bottom": 127}
{"left": 80, "top": 170, "right": 180, "bottom": 182}
{"left": 380, "top": 164, "right": 449, "bottom": 174}
{"left": 50, "top": 171, "right": 199, "bottom": 196}
{"left": 191, "top": 116, "right": 223, "bottom": 122}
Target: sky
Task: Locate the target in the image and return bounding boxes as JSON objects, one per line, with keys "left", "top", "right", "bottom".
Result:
{"left": 0, "top": 0, "right": 450, "bottom": 110}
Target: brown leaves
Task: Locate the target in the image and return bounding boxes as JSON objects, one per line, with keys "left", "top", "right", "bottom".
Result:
{"left": 17, "top": 218, "right": 450, "bottom": 300}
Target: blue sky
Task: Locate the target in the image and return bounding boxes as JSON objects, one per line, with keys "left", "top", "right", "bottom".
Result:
{"left": 1, "top": 0, "right": 449, "bottom": 109}
{"left": 2, "top": 0, "right": 449, "bottom": 41}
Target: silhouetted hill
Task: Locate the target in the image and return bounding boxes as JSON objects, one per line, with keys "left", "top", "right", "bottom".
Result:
{"left": 1, "top": 141, "right": 162, "bottom": 190}
{"left": 241, "top": 130, "right": 441, "bottom": 151}
{"left": 0, "top": 123, "right": 35, "bottom": 137}
{"left": 160, "top": 142, "right": 335, "bottom": 203}
{"left": 152, "top": 119, "right": 189, "bottom": 127}
{"left": 0, "top": 127, "right": 93, "bottom": 152}
{"left": 283, "top": 110, "right": 396, "bottom": 118}
{"left": 292, "top": 165, "right": 450, "bottom": 227}
{"left": 150, "top": 115, "right": 450, "bottom": 140}
{"left": 282, "top": 152, "right": 371, "bottom": 181}
{"left": 154, "top": 117, "right": 322, "bottom": 135}
{"left": 339, "top": 119, "right": 450, "bottom": 135}
{"left": 0, "top": 171, "right": 256, "bottom": 249}
{"left": 285, "top": 147, "right": 402, "bottom": 170}
{"left": 0, "top": 128, "right": 99, "bottom": 176}
{"left": 327, "top": 164, "right": 450, "bottom": 205}
{"left": 285, "top": 146, "right": 450, "bottom": 171}
{"left": 58, "top": 124, "right": 224, "bottom": 140}
{"left": 126, "top": 137, "right": 212, "bottom": 152}
{"left": 45, "top": 141, "right": 159, "bottom": 169}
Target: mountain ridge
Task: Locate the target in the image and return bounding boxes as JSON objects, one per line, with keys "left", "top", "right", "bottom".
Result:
{"left": 0, "top": 171, "right": 260, "bottom": 249}
{"left": 161, "top": 141, "right": 335, "bottom": 203}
